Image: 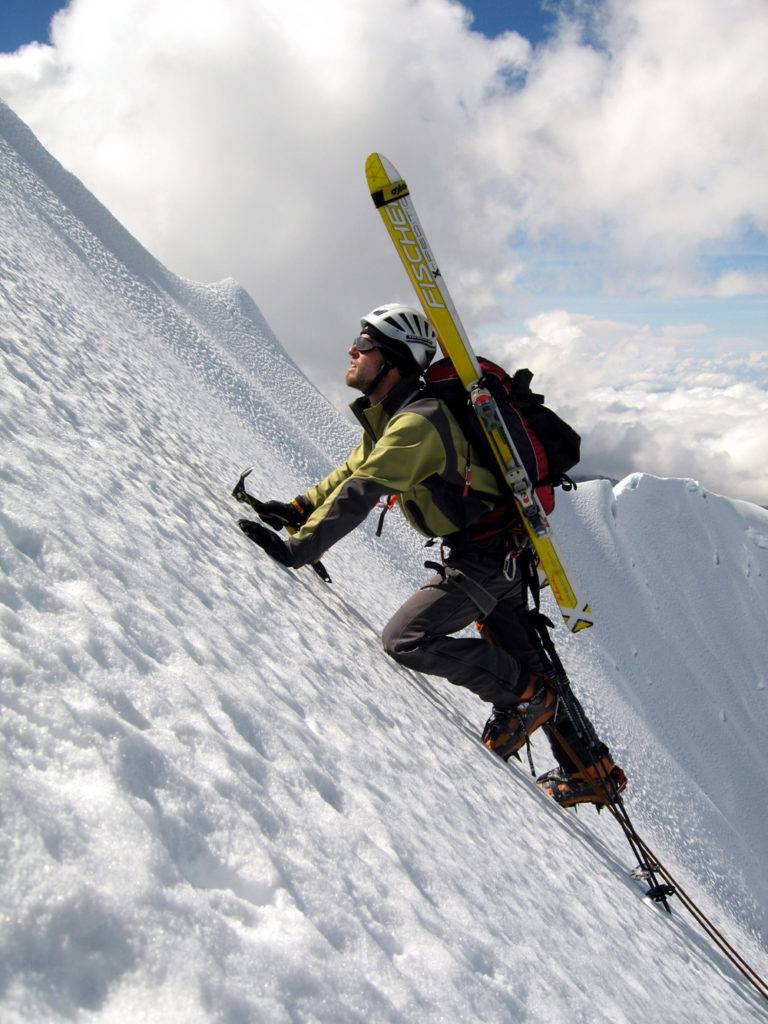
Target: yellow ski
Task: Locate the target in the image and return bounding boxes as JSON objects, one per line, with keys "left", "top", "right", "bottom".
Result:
{"left": 366, "top": 152, "right": 593, "bottom": 632}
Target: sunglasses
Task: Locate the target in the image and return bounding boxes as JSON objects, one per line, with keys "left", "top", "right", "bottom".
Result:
{"left": 352, "top": 334, "right": 379, "bottom": 353}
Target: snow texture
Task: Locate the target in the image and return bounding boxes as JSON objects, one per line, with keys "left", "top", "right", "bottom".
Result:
{"left": 1, "top": 98, "right": 767, "bottom": 1023}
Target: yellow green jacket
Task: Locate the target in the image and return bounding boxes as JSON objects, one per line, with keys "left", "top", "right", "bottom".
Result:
{"left": 285, "top": 377, "right": 503, "bottom": 568}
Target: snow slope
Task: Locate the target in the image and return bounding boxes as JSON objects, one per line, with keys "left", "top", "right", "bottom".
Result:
{"left": 1, "top": 98, "right": 767, "bottom": 1023}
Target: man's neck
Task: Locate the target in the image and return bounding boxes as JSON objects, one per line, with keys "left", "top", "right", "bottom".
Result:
{"left": 366, "top": 367, "right": 402, "bottom": 406}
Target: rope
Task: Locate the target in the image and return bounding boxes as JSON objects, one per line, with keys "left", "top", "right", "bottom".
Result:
{"left": 538, "top": 659, "right": 768, "bottom": 1003}
{"left": 492, "top": 564, "right": 768, "bottom": 1001}
{"left": 631, "top": 831, "right": 768, "bottom": 1003}
{"left": 543, "top": 719, "right": 768, "bottom": 1001}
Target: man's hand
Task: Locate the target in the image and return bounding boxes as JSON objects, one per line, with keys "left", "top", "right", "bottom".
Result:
{"left": 232, "top": 471, "right": 307, "bottom": 532}
{"left": 252, "top": 499, "right": 305, "bottom": 532}
{"left": 238, "top": 519, "right": 293, "bottom": 566}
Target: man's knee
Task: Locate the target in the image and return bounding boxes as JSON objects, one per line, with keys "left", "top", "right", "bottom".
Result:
{"left": 381, "top": 615, "right": 425, "bottom": 665}
{"left": 382, "top": 584, "right": 450, "bottom": 665}
{"left": 382, "top": 618, "right": 407, "bottom": 662}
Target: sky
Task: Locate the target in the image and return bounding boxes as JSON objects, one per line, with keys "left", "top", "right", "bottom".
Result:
{"left": 0, "top": 0, "right": 766, "bottom": 503}
{"left": 0, "top": 1, "right": 555, "bottom": 52}
{"left": 2, "top": 98, "right": 768, "bottom": 1018}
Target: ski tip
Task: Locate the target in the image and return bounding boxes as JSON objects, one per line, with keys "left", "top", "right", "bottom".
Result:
{"left": 365, "top": 152, "right": 408, "bottom": 206}
{"left": 366, "top": 151, "right": 399, "bottom": 180}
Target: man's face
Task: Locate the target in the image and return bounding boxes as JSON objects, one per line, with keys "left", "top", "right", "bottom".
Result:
{"left": 346, "top": 339, "right": 385, "bottom": 392}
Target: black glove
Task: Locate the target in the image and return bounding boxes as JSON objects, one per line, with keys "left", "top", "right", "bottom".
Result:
{"left": 232, "top": 471, "right": 307, "bottom": 532}
{"left": 238, "top": 519, "right": 293, "bottom": 566}
{"left": 252, "top": 499, "right": 306, "bottom": 532}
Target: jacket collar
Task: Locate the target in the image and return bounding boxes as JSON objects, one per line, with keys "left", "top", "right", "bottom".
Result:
{"left": 350, "top": 374, "right": 423, "bottom": 420}
{"left": 349, "top": 375, "right": 423, "bottom": 441}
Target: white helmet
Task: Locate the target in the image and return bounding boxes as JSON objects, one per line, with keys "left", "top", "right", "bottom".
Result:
{"left": 359, "top": 303, "right": 438, "bottom": 372}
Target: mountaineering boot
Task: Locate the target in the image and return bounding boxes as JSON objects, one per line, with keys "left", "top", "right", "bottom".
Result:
{"left": 482, "top": 672, "right": 557, "bottom": 761}
{"left": 481, "top": 706, "right": 520, "bottom": 755}
{"left": 537, "top": 756, "right": 627, "bottom": 808}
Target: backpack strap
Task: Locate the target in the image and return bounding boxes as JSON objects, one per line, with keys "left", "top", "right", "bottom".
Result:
{"left": 518, "top": 544, "right": 542, "bottom": 615}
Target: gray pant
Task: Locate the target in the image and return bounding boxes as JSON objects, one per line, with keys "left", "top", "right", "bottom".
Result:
{"left": 382, "top": 550, "right": 545, "bottom": 708}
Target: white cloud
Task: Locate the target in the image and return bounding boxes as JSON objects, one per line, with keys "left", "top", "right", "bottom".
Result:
{"left": 711, "top": 271, "right": 768, "bottom": 298}
{"left": 487, "top": 311, "right": 768, "bottom": 504}
{"left": 0, "top": 0, "right": 535, "bottom": 375}
{"left": 1, "top": 0, "right": 766, "bottom": 501}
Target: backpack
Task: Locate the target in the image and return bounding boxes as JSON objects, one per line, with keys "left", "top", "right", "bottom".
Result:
{"left": 424, "top": 357, "right": 581, "bottom": 515}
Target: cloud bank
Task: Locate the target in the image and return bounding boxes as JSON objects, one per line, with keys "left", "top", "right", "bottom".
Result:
{"left": 1, "top": 0, "right": 766, "bottom": 502}
{"left": 488, "top": 312, "right": 768, "bottom": 503}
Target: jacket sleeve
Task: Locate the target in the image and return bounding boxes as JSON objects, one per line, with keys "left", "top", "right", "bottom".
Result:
{"left": 301, "top": 438, "right": 371, "bottom": 511}
{"left": 285, "top": 412, "right": 446, "bottom": 568}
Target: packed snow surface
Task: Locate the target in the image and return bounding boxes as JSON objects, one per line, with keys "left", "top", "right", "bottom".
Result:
{"left": 1, "top": 99, "right": 767, "bottom": 1022}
